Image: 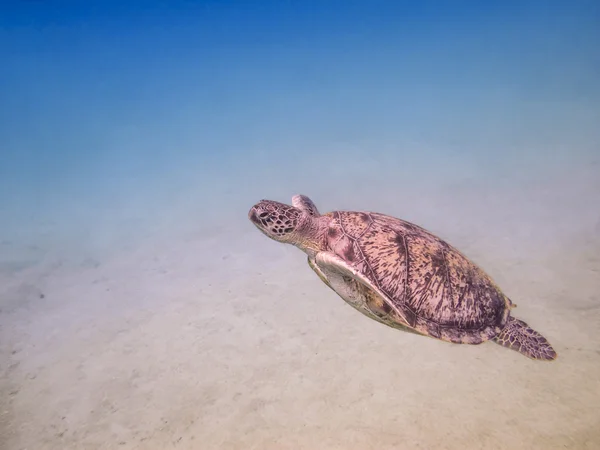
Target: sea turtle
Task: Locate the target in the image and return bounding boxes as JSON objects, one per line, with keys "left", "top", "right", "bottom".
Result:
{"left": 248, "top": 195, "right": 557, "bottom": 361}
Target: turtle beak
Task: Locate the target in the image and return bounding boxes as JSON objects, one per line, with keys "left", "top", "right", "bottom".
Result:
{"left": 248, "top": 205, "right": 261, "bottom": 225}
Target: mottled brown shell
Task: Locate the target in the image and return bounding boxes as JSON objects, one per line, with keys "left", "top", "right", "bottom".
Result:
{"left": 324, "top": 211, "right": 513, "bottom": 344}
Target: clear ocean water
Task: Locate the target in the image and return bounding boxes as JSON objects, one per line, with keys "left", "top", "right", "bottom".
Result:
{"left": 1, "top": 2, "right": 599, "bottom": 449}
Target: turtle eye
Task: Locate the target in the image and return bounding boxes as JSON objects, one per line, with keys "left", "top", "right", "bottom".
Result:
{"left": 259, "top": 212, "right": 269, "bottom": 219}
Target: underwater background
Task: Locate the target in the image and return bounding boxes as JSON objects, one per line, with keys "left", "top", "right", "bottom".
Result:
{"left": 1, "top": 1, "right": 599, "bottom": 449}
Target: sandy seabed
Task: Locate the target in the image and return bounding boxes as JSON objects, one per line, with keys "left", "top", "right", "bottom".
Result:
{"left": 1, "top": 149, "right": 599, "bottom": 450}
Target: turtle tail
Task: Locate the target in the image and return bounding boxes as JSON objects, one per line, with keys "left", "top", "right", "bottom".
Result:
{"left": 493, "top": 316, "right": 557, "bottom": 361}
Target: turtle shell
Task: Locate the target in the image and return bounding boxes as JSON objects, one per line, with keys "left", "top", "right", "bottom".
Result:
{"left": 324, "top": 211, "right": 513, "bottom": 344}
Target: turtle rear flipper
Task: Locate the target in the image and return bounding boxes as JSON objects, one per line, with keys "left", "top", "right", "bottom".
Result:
{"left": 493, "top": 317, "right": 557, "bottom": 361}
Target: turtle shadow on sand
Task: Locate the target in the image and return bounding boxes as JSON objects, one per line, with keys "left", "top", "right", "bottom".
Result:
{"left": 248, "top": 194, "right": 557, "bottom": 362}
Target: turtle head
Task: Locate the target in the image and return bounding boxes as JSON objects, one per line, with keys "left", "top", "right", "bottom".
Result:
{"left": 248, "top": 199, "right": 304, "bottom": 243}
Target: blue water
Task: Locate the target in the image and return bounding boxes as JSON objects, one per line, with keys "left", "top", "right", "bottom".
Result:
{"left": 1, "top": 2, "right": 599, "bottom": 448}
{"left": 1, "top": 0, "right": 598, "bottom": 253}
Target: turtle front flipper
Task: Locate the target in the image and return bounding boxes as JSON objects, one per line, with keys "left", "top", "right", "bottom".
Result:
{"left": 493, "top": 316, "right": 557, "bottom": 361}
{"left": 312, "top": 252, "right": 418, "bottom": 332}
{"left": 308, "top": 256, "right": 332, "bottom": 289}
{"left": 292, "top": 195, "right": 321, "bottom": 217}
